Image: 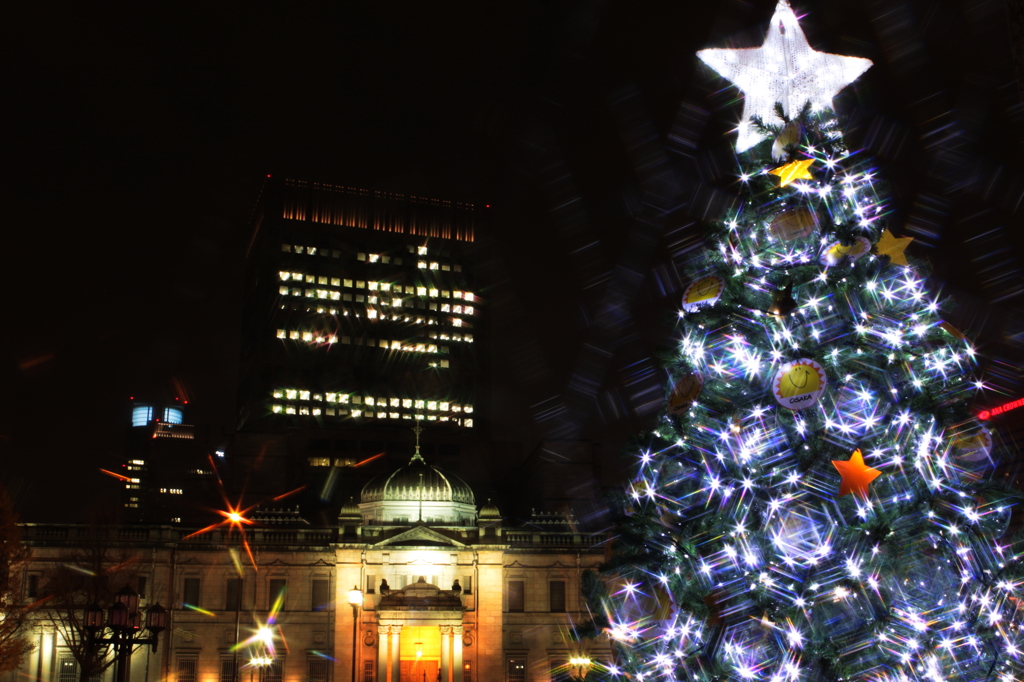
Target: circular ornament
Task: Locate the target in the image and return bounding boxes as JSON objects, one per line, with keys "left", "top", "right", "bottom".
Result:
{"left": 769, "top": 208, "right": 817, "bottom": 241}
{"left": 667, "top": 372, "right": 704, "bottom": 416}
{"left": 681, "top": 276, "right": 725, "bottom": 313}
{"left": 952, "top": 428, "right": 992, "bottom": 462}
{"left": 772, "top": 359, "right": 827, "bottom": 411}
{"left": 819, "top": 237, "right": 871, "bottom": 266}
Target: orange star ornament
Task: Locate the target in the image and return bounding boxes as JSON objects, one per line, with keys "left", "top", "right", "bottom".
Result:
{"left": 832, "top": 449, "right": 882, "bottom": 499}
{"left": 769, "top": 159, "right": 815, "bottom": 187}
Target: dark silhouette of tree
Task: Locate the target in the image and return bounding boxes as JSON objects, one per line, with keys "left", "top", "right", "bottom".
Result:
{"left": 0, "top": 485, "right": 32, "bottom": 675}
{"left": 42, "top": 511, "right": 140, "bottom": 682}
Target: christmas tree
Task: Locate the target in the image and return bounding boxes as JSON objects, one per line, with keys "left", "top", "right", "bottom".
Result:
{"left": 584, "top": 3, "right": 1024, "bottom": 682}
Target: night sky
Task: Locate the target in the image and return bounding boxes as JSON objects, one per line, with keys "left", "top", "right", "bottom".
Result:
{"left": 5, "top": 0, "right": 1023, "bottom": 521}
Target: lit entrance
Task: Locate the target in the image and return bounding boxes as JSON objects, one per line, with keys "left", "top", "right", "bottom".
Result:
{"left": 375, "top": 577, "right": 466, "bottom": 682}
{"left": 400, "top": 626, "right": 440, "bottom": 682}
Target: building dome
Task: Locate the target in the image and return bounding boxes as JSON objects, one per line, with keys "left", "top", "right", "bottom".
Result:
{"left": 479, "top": 499, "right": 501, "bottom": 519}
{"left": 359, "top": 451, "right": 477, "bottom": 526}
{"left": 339, "top": 497, "right": 361, "bottom": 517}
{"left": 361, "top": 452, "right": 474, "bottom": 505}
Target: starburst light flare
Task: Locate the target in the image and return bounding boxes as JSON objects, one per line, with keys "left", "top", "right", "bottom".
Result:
{"left": 697, "top": 0, "right": 872, "bottom": 152}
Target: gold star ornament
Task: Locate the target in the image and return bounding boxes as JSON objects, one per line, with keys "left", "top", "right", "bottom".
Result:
{"left": 874, "top": 229, "right": 913, "bottom": 266}
{"left": 832, "top": 449, "right": 882, "bottom": 499}
{"left": 769, "top": 159, "right": 814, "bottom": 187}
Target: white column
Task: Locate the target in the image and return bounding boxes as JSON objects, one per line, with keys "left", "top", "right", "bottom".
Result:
{"left": 377, "top": 628, "right": 389, "bottom": 682}
{"left": 390, "top": 625, "right": 402, "bottom": 682}
{"left": 439, "top": 627, "right": 451, "bottom": 682}
{"left": 451, "top": 627, "right": 463, "bottom": 682}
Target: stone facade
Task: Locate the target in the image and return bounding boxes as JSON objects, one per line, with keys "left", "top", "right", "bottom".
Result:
{"left": 6, "top": 510, "right": 607, "bottom": 682}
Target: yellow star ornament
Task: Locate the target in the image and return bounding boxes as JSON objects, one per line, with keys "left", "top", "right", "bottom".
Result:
{"left": 832, "top": 449, "right": 882, "bottom": 499}
{"left": 874, "top": 229, "right": 913, "bottom": 266}
{"left": 769, "top": 159, "right": 814, "bottom": 187}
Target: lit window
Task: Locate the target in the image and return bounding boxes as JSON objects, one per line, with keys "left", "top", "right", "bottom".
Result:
{"left": 415, "top": 400, "right": 425, "bottom": 409}
{"left": 465, "top": 419, "right": 473, "bottom": 428}
{"left": 464, "top": 292, "right": 474, "bottom": 302}
{"left": 454, "top": 306, "right": 462, "bottom": 314}
{"left": 368, "top": 282, "right": 379, "bottom": 291}
{"left": 309, "top": 457, "right": 330, "bottom": 467}
{"left": 308, "top": 247, "right": 317, "bottom": 256}
{"left": 326, "top": 408, "right": 335, "bottom": 416}
{"left": 453, "top": 319, "right": 463, "bottom": 327}
{"left": 325, "top": 393, "right": 337, "bottom": 403}
{"left": 351, "top": 409, "right": 362, "bottom": 418}
{"left": 305, "top": 275, "right": 315, "bottom": 283}
{"left": 299, "top": 390, "right": 310, "bottom": 400}
{"left": 305, "top": 289, "right": 314, "bottom": 298}
{"left": 276, "top": 329, "right": 286, "bottom": 339}
{"left": 382, "top": 256, "right": 390, "bottom": 264}
{"left": 454, "top": 265, "right": 462, "bottom": 272}
{"left": 427, "top": 401, "right": 437, "bottom": 411}
{"left": 286, "top": 389, "right": 298, "bottom": 400}
{"left": 368, "top": 310, "right": 378, "bottom": 319}
{"left": 295, "top": 246, "right": 305, "bottom": 254}
{"left": 339, "top": 395, "right": 350, "bottom": 404}
{"left": 132, "top": 406, "right": 153, "bottom": 427}
{"left": 279, "top": 286, "right": 289, "bottom": 295}
{"left": 429, "top": 289, "right": 439, "bottom": 297}
{"left": 365, "top": 397, "right": 375, "bottom": 406}
{"left": 285, "top": 406, "right": 297, "bottom": 415}
{"left": 377, "top": 412, "right": 387, "bottom": 419}
{"left": 440, "top": 360, "right": 449, "bottom": 368}
{"left": 429, "top": 304, "right": 437, "bottom": 312}
{"left": 331, "top": 291, "right": 340, "bottom": 300}
{"left": 465, "top": 406, "right": 473, "bottom": 414}
{"left": 452, "top": 404, "right": 462, "bottom": 412}
{"left": 442, "top": 304, "right": 451, "bottom": 313}
{"left": 131, "top": 459, "right": 145, "bottom": 465}
{"left": 381, "top": 283, "right": 391, "bottom": 292}
{"left": 317, "top": 290, "right": 328, "bottom": 299}
{"left": 279, "top": 272, "right": 291, "bottom": 281}
{"left": 312, "top": 408, "right": 321, "bottom": 416}
{"left": 299, "top": 407, "right": 310, "bottom": 415}
{"left": 272, "top": 389, "right": 283, "bottom": 398}
{"left": 281, "top": 244, "right": 291, "bottom": 252}
{"left": 328, "top": 335, "right": 337, "bottom": 343}
{"left": 357, "top": 253, "right": 366, "bottom": 261}
{"left": 356, "top": 281, "right": 365, "bottom": 289}
{"left": 418, "top": 246, "right": 427, "bottom": 255}
{"left": 368, "top": 296, "right": 378, "bottom": 304}
{"left": 402, "top": 399, "right": 412, "bottom": 408}
{"left": 388, "top": 398, "right": 399, "bottom": 407}
{"left": 388, "top": 412, "right": 398, "bottom": 419}
{"left": 312, "top": 394, "right": 322, "bottom": 401}
{"left": 272, "top": 405, "right": 283, "bottom": 414}
{"left": 289, "top": 331, "right": 300, "bottom": 340}
{"left": 440, "top": 402, "right": 449, "bottom": 411}
{"left": 315, "top": 276, "right": 325, "bottom": 285}
{"left": 442, "top": 290, "right": 450, "bottom": 298}
{"left": 164, "top": 408, "right": 183, "bottom": 424}
{"left": 466, "top": 307, "right": 474, "bottom": 315}
{"left": 331, "top": 277, "right": 340, "bottom": 286}
{"left": 442, "top": 264, "right": 450, "bottom": 271}
{"left": 392, "top": 299, "right": 402, "bottom": 307}
{"left": 430, "top": 262, "right": 438, "bottom": 270}
{"left": 291, "top": 288, "right": 301, "bottom": 296}
{"left": 369, "top": 254, "right": 380, "bottom": 263}
{"left": 418, "top": 261, "right": 427, "bottom": 269}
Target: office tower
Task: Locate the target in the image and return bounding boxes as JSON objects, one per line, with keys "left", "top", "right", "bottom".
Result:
{"left": 232, "top": 178, "right": 490, "bottom": 510}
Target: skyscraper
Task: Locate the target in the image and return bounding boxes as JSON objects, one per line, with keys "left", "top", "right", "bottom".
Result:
{"left": 232, "top": 178, "right": 491, "bottom": 511}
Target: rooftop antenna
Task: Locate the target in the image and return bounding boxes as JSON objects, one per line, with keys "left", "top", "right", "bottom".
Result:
{"left": 413, "top": 422, "right": 425, "bottom": 522}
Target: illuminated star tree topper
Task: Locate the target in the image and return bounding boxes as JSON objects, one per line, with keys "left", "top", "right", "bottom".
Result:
{"left": 697, "top": 0, "right": 872, "bottom": 152}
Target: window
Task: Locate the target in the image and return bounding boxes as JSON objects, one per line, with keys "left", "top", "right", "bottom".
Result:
{"left": 312, "top": 579, "right": 330, "bottom": 611}
{"left": 177, "top": 658, "right": 197, "bottom": 682}
{"left": 26, "top": 574, "right": 39, "bottom": 599}
{"left": 220, "top": 660, "right": 236, "bottom": 682}
{"left": 507, "top": 658, "right": 526, "bottom": 682}
{"left": 462, "top": 576, "right": 472, "bottom": 595}
{"left": 260, "top": 661, "right": 283, "bottom": 682}
{"left": 164, "top": 407, "right": 183, "bottom": 424}
{"left": 183, "top": 578, "right": 200, "bottom": 607}
{"left": 137, "top": 576, "right": 148, "bottom": 599}
{"left": 307, "top": 658, "right": 329, "bottom": 682}
{"left": 363, "top": 660, "right": 374, "bottom": 682}
{"left": 226, "top": 578, "right": 242, "bottom": 611}
{"left": 464, "top": 662, "right": 472, "bottom": 682}
{"left": 269, "top": 579, "right": 287, "bottom": 609}
{"left": 58, "top": 658, "right": 77, "bottom": 682}
{"left": 366, "top": 575, "right": 376, "bottom": 594}
{"left": 132, "top": 405, "right": 152, "bottom": 427}
{"left": 549, "top": 581, "right": 566, "bottom": 612}
{"left": 507, "top": 581, "right": 525, "bottom": 612}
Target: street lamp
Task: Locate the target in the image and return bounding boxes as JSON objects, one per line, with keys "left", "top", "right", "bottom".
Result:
{"left": 85, "top": 586, "right": 167, "bottom": 682}
{"left": 347, "top": 586, "right": 363, "bottom": 682}
{"left": 568, "top": 657, "right": 592, "bottom": 680}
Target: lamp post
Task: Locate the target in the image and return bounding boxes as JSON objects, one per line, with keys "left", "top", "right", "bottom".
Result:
{"left": 347, "top": 586, "right": 363, "bottom": 682}
{"left": 568, "top": 657, "right": 592, "bottom": 680}
{"left": 85, "top": 586, "right": 168, "bottom": 682}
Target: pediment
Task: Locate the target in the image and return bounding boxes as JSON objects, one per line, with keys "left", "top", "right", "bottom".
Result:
{"left": 372, "top": 524, "right": 466, "bottom": 548}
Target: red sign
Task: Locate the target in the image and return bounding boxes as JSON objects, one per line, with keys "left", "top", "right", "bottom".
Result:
{"left": 978, "top": 397, "right": 1024, "bottom": 420}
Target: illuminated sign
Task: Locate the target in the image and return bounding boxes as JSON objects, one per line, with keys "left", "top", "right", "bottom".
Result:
{"left": 978, "top": 397, "right": 1024, "bottom": 420}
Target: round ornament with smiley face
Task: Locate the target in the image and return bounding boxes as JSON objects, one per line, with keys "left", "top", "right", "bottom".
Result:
{"left": 772, "top": 359, "right": 827, "bottom": 411}
{"left": 681, "top": 275, "right": 725, "bottom": 313}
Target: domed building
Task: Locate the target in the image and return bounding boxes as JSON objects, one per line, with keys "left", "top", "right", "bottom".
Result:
{"left": 10, "top": 448, "right": 609, "bottom": 682}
